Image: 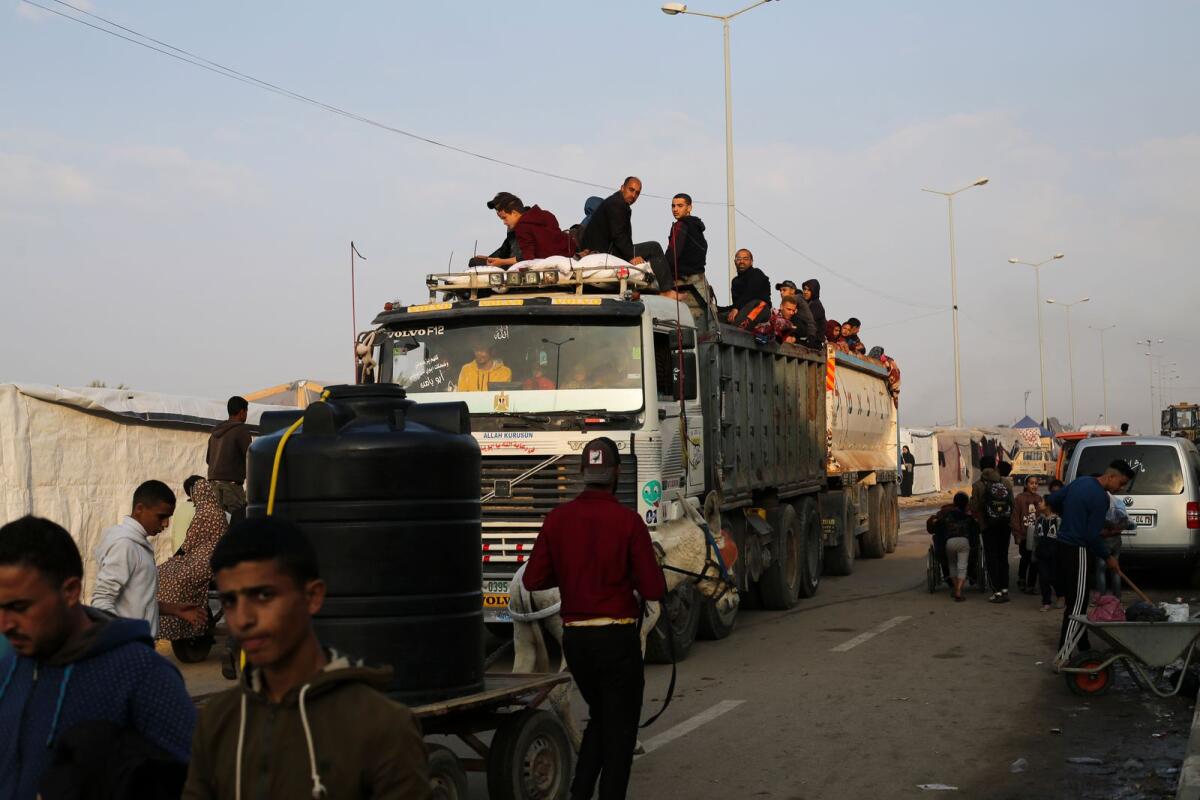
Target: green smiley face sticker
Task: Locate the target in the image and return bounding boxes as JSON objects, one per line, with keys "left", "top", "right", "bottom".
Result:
{"left": 642, "top": 480, "right": 662, "bottom": 506}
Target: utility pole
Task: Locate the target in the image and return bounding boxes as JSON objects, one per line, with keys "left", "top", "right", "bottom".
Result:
{"left": 350, "top": 241, "right": 366, "bottom": 380}
{"left": 1090, "top": 324, "right": 1115, "bottom": 425}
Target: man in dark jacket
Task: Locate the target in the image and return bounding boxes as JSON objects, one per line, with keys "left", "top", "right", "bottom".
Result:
{"left": 802, "top": 279, "right": 827, "bottom": 341}
{"left": 579, "top": 177, "right": 645, "bottom": 265}
{"left": 0, "top": 516, "right": 196, "bottom": 800}
{"left": 659, "top": 193, "right": 713, "bottom": 318}
{"left": 970, "top": 455, "right": 1015, "bottom": 603}
{"left": 484, "top": 192, "right": 573, "bottom": 267}
{"left": 523, "top": 438, "right": 666, "bottom": 800}
{"left": 207, "top": 396, "right": 253, "bottom": 521}
{"left": 184, "top": 517, "right": 430, "bottom": 799}
{"left": 776, "top": 280, "right": 817, "bottom": 345}
{"left": 1048, "top": 461, "right": 1133, "bottom": 661}
{"left": 725, "top": 248, "right": 771, "bottom": 324}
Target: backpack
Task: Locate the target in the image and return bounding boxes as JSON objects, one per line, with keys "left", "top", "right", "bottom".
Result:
{"left": 982, "top": 479, "right": 1013, "bottom": 522}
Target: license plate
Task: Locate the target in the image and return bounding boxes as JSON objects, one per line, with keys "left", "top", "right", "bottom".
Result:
{"left": 1132, "top": 514, "right": 1155, "bottom": 527}
{"left": 484, "top": 580, "right": 511, "bottom": 594}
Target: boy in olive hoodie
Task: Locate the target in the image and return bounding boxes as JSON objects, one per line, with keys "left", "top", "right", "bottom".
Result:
{"left": 182, "top": 517, "right": 430, "bottom": 800}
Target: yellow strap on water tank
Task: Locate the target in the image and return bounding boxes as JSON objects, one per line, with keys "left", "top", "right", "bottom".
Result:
{"left": 265, "top": 389, "right": 330, "bottom": 517}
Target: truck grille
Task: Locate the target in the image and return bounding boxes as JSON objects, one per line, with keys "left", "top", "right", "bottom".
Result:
{"left": 480, "top": 454, "right": 638, "bottom": 567}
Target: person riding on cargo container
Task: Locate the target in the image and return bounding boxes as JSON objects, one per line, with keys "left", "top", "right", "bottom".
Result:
{"left": 801, "top": 279, "right": 826, "bottom": 340}
{"left": 841, "top": 318, "right": 865, "bottom": 355}
{"left": 455, "top": 343, "right": 511, "bottom": 391}
{"left": 725, "top": 248, "right": 771, "bottom": 323}
{"left": 775, "top": 281, "right": 817, "bottom": 345}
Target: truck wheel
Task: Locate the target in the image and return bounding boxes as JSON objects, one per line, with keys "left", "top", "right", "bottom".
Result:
{"left": 429, "top": 745, "right": 469, "bottom": 800}
{"left": 646, "top": 583, "right": 701, "bottom": 663}
{"left": 796, "top": 498, "right": 822, "bottom": 598}
{"left": 697, "top": 593, "right": 738, "bottom": 640}
{"left": 883, "top": 483, "right": 899, "bottom": 554}
{"left": 487, "top": 709, "right": 572, "bottom": 800}
{"left": 860, "top": 485, "right": 886, "bottom": 559}
{"left": 823, "top": 492, "right": 856, "bottom": 577}
{"left": 759, "top": 505, "right": 802, "bottom": 610}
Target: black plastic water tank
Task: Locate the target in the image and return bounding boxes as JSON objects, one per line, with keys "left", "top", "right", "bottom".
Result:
{"left": 245, "top": 384, "right": 483, "bottom": 704}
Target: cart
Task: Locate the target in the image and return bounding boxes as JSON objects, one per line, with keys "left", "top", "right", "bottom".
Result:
{"left": 1059, "top": 615, "right": 1200, "bottom": 698}
{"left": 415, "top": 672, "right": 574, "bottom": 800}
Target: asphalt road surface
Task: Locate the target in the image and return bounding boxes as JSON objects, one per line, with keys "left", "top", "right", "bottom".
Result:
{"left": 173, "top": 509, "right": 1195, "bottom": 799}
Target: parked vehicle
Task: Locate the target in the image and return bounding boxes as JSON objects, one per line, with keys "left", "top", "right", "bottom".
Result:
{"left": 1054, "top": 430, "right": 1123, "bottom": 481}
{"left": 357, "top": 266, "right": 900, "bottom": 659}
{"left": 1063, "top": 435, "right": 1200, "bottom": 568}
{"left": 1162, "top": 403, "right": 1200, "bottom": 442}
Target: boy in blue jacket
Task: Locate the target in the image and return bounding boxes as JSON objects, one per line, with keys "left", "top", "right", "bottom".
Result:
{"left": 0, "top": 515, "right": 195, "bottom": 800}
{"left": 1047, "top": 460, "right": 1135, "bottom": 663}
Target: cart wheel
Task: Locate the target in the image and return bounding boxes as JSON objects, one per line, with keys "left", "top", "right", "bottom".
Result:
{"left": 171, "top": 636, "right": 214, "bottom": 664}
{"left": 487, "top": 709, "right": 572, "bottom": 800}
{"left": 428, "top": 744, "right": 469, "bottom": 800}
{"left": 1064, "top": 651, "right": 1114, "bottom": 697}
{"left": 925, "top": 547, "right": 939, "bottom": 594}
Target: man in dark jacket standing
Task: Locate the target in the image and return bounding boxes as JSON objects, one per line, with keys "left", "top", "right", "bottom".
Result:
{"left": 1048, "top": 461, "right": 1133, "bottom": 662}
{"left": 970, "top": 455, "right": 1014, "bottom": 603}
{"left": 207, "top": 396, "right": 253, "bottom": 522}
{"left": 523, "top": 438, "right": 666, "bottom": 800}
{"left": 659, "top": 193, "right": 713, "bottom": 318}
{"left": 0, "top": 516, "right": 196, "bottom": 800}
{"left": 802, "top": 279, "right": 827, "bottom": 341}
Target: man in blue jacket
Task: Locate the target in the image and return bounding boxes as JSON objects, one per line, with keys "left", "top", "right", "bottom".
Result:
{"left": 0, "top": 515, "right": 196, "bottom": 799}
{"left": 1047, "top": 460, "right": 1135, "bottom": 662}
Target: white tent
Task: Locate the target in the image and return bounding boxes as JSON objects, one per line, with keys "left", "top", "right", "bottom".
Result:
{"left": 0, "top": 384, "right": 274, "bottom": 593}
{"left": 899, "top": 428, "right": 940, "bottom": 495}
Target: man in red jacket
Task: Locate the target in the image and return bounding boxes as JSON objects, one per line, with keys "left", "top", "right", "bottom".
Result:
{"left": 523, "top": 437, "right": 666, "bottom": 800}
{"left": 484, "top": 192, "right": 573, "bottom": 267}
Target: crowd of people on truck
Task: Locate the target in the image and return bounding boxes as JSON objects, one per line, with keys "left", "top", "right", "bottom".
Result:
{"left": 927, "top": 455, "right": 1137, "bottom": 663}
{"left": 469, "top": 177, "right": 899, "bottom": 377}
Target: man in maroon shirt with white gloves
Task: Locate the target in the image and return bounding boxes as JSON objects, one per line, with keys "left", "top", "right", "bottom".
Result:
{"left": 523, "top": 437, "right": 666, "bottom": 800}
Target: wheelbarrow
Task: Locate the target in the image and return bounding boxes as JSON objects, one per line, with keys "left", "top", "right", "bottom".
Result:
{"left": 1058, "top": 614, "right": 1200, "bottom": 698}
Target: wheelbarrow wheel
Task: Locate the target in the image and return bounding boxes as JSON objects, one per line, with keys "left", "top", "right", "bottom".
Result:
{"left": 428, "top": 744, "right": 469, "bottom": 800}
{"left": 1064, "top": 651, "right": 1114, "bottom": 697}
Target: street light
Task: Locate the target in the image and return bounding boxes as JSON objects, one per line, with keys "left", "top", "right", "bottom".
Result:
{"left": 1009, "top": 252, "right": 1065, "bottom": 429}
{"left": 920, "top": 177, "right": 990, "bottom": 428}
{"left": 1045, "top": 296, "right": 1089, "bottom": 429}
{"left": 661, "top": 0, "right": 779, "bottom": 283}
{"left": 1138, "top": 338, "right": 1165, "bottom": 433}
{"left": 1089, "top": 323, "right": 1116, "bottom": 426}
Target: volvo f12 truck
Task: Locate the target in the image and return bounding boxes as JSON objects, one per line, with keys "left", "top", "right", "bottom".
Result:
{"left": 357, "top": 264, "right": 899, "bottom": 657}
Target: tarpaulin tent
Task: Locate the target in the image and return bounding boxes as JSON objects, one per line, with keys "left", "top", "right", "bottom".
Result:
{"left": 899, "top": 428, "right": 940, "bottom": 495}
{"left": 0, "top": 384, "right": 271, "bottom": 594}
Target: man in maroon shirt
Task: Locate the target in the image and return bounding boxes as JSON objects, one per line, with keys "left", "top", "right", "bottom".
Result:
{"left": 523, "top": 437, "right": 666, "bottom": 800}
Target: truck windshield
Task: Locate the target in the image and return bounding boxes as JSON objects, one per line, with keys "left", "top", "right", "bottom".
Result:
{"left": 383, "top": 319, "right": 643, "bottom": 414}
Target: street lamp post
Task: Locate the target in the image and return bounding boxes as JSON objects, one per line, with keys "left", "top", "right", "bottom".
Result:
{"left": 1009, "top": 253, "right": 1065, "bottom": 429}
{"left": 1089, "top": 323, "right": 1116, "bottom": 426}
{"left": 662, "top": 1, "right": 778, "bottom": 283}
{"left": 1138, "top": 338, "right": 1165, "bottom": 434}
{"left": 1045, "top": 297, "right": 1089, "bottom": 430}
{"left": 921, "top": 177, "right": 990, "bottom": 428}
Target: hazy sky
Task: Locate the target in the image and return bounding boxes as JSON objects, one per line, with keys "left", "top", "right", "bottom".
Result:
{"left": 3, "top": 0, "right": 1197, "bottom": 431}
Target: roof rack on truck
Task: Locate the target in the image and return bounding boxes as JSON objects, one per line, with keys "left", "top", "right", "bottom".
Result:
{"left": 422, "top": 259, "right": 654, "bottom": 302}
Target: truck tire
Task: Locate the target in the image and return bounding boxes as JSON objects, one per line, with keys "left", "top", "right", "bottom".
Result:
{"left": 758, "top": 505, "right": 802, "bottom": 609}
{"left": 823, "top": 492, "right": 855, "bottom": 576}
{"left": 860, "top": 485, "right": 886, "bottom": 559}
{"left": 795, "top": 497, "right": 822, "bottom": 598}
{"left": 429, "top": 745, "right": 469, "bottom": 800}
{"left": 645, "top": 583, "right": 701, "bottom": 663}
{"left": 883, "top": 483, "right": 899, "bottom": 554}
{"left": 697, "top": 593, "right": 738, "bottom": 640}
{"left": 487, "top": 709, "right": 572, "bottom": 800}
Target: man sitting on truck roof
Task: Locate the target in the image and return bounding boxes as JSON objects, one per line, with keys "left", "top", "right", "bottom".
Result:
{"left": 480, "top": 192, "right": 573, "bottom": 268}
{"left": 456, "top": 344, "right": 512, "bottom": 391}
{"left": 578, "top": 177, "right": 647, "bottom": 266}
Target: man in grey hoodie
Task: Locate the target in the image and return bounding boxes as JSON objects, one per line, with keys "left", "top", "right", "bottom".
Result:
{"left": 92, "top": 480, "right": 203, "bottom": 637}
{"left": 207, "top": 396, "right": 253, "bottom": 521}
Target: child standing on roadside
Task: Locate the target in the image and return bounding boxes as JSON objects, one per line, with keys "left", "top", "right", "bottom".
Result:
{"left": 1032, "top": 479, "right": 1065, "bottom": 611}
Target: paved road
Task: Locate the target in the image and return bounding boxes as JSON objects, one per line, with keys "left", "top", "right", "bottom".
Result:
{"left": 174, "top": 508, "right": 1194, "bottom": 798}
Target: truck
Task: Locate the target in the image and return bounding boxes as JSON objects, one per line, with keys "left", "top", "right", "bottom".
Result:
{"left": 357, "top": 264, "right": 899, "bottom": 658}
{"left": 1162, "top": 403, "right": 1200, "bottom": 442}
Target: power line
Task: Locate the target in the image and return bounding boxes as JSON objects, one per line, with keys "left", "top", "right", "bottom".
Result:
{"left": 27, "top": 0, "right": 938, "bottom": 310}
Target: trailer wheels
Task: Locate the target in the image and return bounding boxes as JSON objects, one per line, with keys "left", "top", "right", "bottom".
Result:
{"left": 823, "top": 492, "right": 855, "bottom": 577}
{"left": 796, "top": 498, "right": 822, "bottom": 599}
{"left": 429, "top": 745, "right": 469, "bottom": 800}
{"left": 883, "top": 483, "right": 899, "bottom": 554}
{"left": 646, "top": 583, "right": 702, "bottom": 663}
{"left": 759, "top": 505, "right": 802, "bottom": 610}
{"left": 860, "top": 486, "right": 886, "bottom": 559}
{"left": 487, "top": 709, "right": 572, "bottom": 800}
{"left": 697, "top": 593, "right": 739, "bottom": 640}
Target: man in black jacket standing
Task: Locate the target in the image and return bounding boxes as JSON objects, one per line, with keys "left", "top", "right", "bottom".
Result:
{"left": 725, "top": 249, "right": 771, "bottom": 323}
